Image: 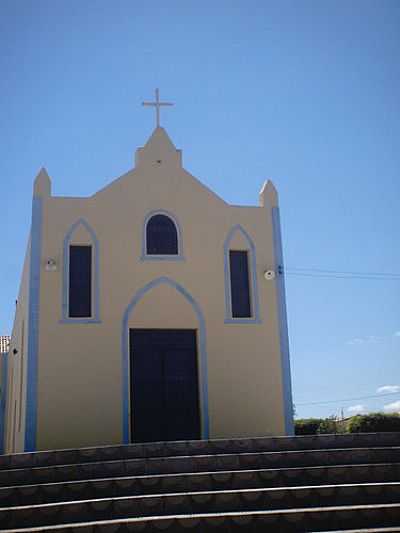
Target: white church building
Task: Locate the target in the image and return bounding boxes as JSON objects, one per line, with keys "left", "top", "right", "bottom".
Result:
{"left": 4, "top": 91, "right": 293, "bottom": 453}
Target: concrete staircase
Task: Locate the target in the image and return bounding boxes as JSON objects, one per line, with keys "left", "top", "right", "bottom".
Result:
{"left": 0, "top": 432, "right": 399, "bottom": 532}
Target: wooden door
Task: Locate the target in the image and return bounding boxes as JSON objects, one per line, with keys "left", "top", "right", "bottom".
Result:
{"left": 130, "top": 329, "right": 200, "bottom": 442}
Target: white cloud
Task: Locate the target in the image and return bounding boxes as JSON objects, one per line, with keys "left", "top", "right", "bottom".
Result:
{"left": 347, "top": 335, "right": 382, "bottom": 346}
{"left": 377, "top": 385, "right": 400, "bottom": 394}
{"left": 347, "top": 338, "right": 364, "bottom": 345}
{"left": 384, "top": 400, "right": 400, "bottom": 413}
{"left": 347, "top": 404, "right": 366, "bottom": 414}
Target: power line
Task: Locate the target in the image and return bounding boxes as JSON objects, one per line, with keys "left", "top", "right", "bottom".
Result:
{"left": 296, "top": 391, "right": 400, "bottom": 407}
{"left": 287, "top": 267, "right": 400, "bottom": 278}
{"left": 284, "top": 267, "right": 400, "bottom": 281}
{"left": 286, "top": 272, "right": 400, "bottom": 281}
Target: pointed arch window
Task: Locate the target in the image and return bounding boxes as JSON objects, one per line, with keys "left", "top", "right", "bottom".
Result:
{"left": 142, "top": 211, "right": 184, "bottom": 261}
{"left": 61, "top": 219, "right": 101, "bottom": 324}
{"left": 224, "top": 225, "right": 261, "bottom": 324}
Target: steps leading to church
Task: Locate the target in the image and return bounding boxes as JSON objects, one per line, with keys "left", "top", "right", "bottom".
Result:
{"left": 1, "top": 463, "right": 398, "bottom": 507}
{"left": 1, "top": 433, "right": 399, "bottom": 531}
{"left": 1, "top": 446, "right": 399, "bottom": 487}
{"left": 1, "top": 432, "right": 398, "bottom": 471}
{"left": 3, "top": 505, "right": 400, "bottom": 532}
{"left": 1, "top": 482, "right": 400, "bottom": 529}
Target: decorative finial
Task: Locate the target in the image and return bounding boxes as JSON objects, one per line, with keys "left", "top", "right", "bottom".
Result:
{"left": 34, "top": 167, "right": 52, "bottom": 197}
{"left": 142, "top": 88, "right": 174, "bottom": 128}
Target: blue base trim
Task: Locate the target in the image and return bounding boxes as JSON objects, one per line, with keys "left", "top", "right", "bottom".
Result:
{"left": 223, "top": 225, "right": 261, "bottom": 323}
{"left": 59, "top": 319, "right": 102, "bottom": 324}
{"left": 121, "top": 277, "right": 209, "bottom": 444}
{"left": 224, "top": 318, "right": 262, "bottom": 324}
{"left": 272, "top": 207, "right": 294, "bottom": 436}
{"left": 25, "top": 196, "right": 43, "bottom": 452}
{"left": 62, "top": 219, "right": 100, "bottom": 323}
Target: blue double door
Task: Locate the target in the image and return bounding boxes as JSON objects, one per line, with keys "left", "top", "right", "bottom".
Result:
{"left": 129, "top": 329, "right": 201, "bottom": 442}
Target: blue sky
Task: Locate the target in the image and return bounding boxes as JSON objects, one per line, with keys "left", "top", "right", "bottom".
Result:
{"left": 1, "top": 0, "right": 399, "bottom": 419}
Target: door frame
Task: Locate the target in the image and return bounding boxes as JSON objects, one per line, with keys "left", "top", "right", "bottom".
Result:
{"left": 121, "top": 277, "right": 209, "bottom": 444}
{"left": 129, "top": 328, "right": 201, "bottom": 442}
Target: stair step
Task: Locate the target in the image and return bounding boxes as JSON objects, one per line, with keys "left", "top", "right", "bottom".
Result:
{"left": 2, "top": 503, "right": 400, "bottom": 532}
{"left": 1, "top": 433, "right": 398, "bottom": 471}
{"left": 313, "top": 528, "right": 400, "bottom": 532}
{"left": 0, "top": 447, "right": 400, "bottom": 486}
{"left": 1, "top": 447, "right": 398, "bottom": 487}
{"left": 1, "top": 462, "right": 398, "bottom": 508}
{"left": 1, "top": 482, "right": 399, "bottom": 529}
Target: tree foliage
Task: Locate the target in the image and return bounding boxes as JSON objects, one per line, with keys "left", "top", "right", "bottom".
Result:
{"left": 294, "top": 418, "right": 323, "bottom": 435}
{"left": 347, "top": 413, "right": 400, "bottom": 433}
{"left": 295, "top": 413, "right": 400, "bottom": 435}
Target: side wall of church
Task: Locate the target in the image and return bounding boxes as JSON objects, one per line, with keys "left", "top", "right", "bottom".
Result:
{"left": 6, "top": 238, "right": 31, "bottom": 453}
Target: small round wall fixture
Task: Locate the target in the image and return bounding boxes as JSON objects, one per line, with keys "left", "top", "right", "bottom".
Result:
{"left": 264, "top": 270, "right": 276, "bottom": 281}
{"left": 45, "top": 258, "right": 57, "bottom": 272}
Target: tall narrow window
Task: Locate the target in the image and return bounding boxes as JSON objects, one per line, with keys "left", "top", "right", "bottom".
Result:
{"left": 69, "top": 245, "right": 92, "bottom": 318}
{"left": 146, "top": 214, "right": 178, "bottom": 255}
{"left": 229, "top": 250, "right": 251, "bottom": 318}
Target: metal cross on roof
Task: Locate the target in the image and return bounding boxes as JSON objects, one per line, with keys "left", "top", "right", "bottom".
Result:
{"left": 142, "top": 88, "right": 174, "bottom": 128}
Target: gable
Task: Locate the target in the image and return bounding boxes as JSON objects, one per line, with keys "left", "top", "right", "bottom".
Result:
{"left": 91, "top": 127, "right": 228, "bottom": 211}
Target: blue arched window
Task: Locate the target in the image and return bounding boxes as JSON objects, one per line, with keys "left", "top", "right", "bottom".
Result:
{"left": 61, "top": 219, "right": 101, "bottom": 324}
{"left": 146, "top": 214, "right": 178, "bottom": 255}
{"left": 223, "top": 225, "right": 261, "bottom": 324}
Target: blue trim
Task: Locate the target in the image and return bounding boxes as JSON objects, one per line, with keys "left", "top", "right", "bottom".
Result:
{"left": 61, "top": 219, "right": 100, "bottom": 323}
{"left": 272, "top": 207, "right": 294, "bottom": 435}
{"left": 224, "top": 318, "right": 262, "bottom": 324}
{"left": 121, "top": 277, "right": 209, "bottom": 444}
{"left": 223, "top": 224, "right": 261, "bottom": 323}
{"left": 0, "top": 352, "right": 9, "bottom": 454}
{"left": 140, "top": 255, "right": 185, "bottom": 262}
{"left": 59, "top": 319, "right": 102, "bottom": 324}
{"left": 141, "top": 210, "right": 184, "bottom": 261}
{"left": 25, "top": 196, "right": 43, "bottom": 451}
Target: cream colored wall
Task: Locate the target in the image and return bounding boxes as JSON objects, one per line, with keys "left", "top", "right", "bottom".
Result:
{"left": 34, "top": 128, "right": 288, "bottom": 451}
{"left": 6, "top": 238, "right": 31, "bottom": 453}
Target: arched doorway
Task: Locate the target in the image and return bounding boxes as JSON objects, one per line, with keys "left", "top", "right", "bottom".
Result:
{"left": 121, "top": 277, "right": 209, "bottom": 443}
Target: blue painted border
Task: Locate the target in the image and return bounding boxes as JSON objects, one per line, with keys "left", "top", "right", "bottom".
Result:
{"left": 121, "top": 277, "right": 209, "bottom": 443}
{"left": 141, "top": 210, "right": 185, "bottom": 261}
{"left": 223, "top": 224, "right": 261, "bottom": 324}
{"left": 61, "top": 218, "right": 101, "bottom": 323}
{"left": 25, "top": 196, "right": 43, "bottom": 451}
{"left": 0, "top": 352, "right": 9, "bottom": 454}
{"left": 272, "top": 207, "right": 294, "bottom": 435}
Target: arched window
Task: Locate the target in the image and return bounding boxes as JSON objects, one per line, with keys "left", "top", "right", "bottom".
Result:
{"left": 61, "top": 219, "right": 101, "bottom": 323}
{"left": 146, "top": 214, "right": 178, "bottom": 255}
{"left": 223, "top": 225, "right": 261, "bottom": 324}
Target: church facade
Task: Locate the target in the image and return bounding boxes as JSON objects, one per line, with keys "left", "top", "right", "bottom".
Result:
{"left": 4, "top": 122, "right": 293, "bottom": 453}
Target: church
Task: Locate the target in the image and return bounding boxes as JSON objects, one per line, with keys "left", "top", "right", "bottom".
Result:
{"left": 4, "top": 91, "right": 293, "bottom": 453}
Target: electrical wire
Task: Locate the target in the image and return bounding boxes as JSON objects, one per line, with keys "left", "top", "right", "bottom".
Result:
{"left": 283, "top": 268, "right": 400, "bottom": 408}
{"left": 287, "top": 267, "right": 400, "bottom": 277}
{"left": 296, "top": 391, "right": 400, "bottom": 407}
{"left": 286, "top": 272, "right": 400, "bottom": 281}
{"left": 284, "top": 267, "right": 400, "bottom": 281}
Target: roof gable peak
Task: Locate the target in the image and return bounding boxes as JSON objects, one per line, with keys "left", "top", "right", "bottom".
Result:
{"left": 135, "top": 127, "right": 182, "bottom": 168}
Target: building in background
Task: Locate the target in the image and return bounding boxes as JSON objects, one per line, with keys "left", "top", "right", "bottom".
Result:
{"left": 0, "top": 337, "right": 10, "bottom": 355}
{"left": 5, "top": 99, "right": 293, "bottom": 453}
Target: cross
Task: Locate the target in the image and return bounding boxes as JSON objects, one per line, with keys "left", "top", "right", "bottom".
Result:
{"left": 142, "top": 88, "right": 174, "bottom": 128}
